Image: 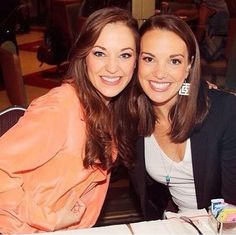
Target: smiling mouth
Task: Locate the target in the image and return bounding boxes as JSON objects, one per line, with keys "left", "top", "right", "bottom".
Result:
{"left": 101, "top": 76, "right": 121, "bottom": 83}
{"left": 150, "top": 81, "right": 171, "bottom": 91}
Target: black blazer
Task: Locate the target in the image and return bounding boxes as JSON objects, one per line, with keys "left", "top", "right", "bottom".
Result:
{"left": 129, "top": 89, "right": 236, "bottom": 220}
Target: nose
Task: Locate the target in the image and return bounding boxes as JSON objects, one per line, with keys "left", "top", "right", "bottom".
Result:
{"left": 153, "top": 65, "right": 167, "bottom": 79}
{"left": 105, "top": 57, "right": 118, "bottom": 74}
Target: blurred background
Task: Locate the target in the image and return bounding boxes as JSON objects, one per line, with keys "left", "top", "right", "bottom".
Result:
{"left": 0, "top": 0, "right": 235, "bottom": 110}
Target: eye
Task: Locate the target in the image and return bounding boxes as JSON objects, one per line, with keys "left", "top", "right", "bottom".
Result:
{"left": 171, "top": 58, "right": 182, "bottom": 65}
{"left": 120, "top": 52, "right": 132, "bottom": 59}
{"left": 93, "top": 51, "right": 105, "bottom": 57}
{"left": 142, "top": 56, "right": 154, "bottom": 63}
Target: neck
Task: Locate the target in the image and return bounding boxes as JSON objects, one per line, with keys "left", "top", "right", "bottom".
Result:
{"left": 155, "top": 108, "right": 167, "bottom": 121}
{"left": 153, "top": 96, "right": 177, "bottom": 123}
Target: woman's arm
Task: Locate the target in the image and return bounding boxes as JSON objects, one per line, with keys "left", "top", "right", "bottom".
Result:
{"left": 0, "top": 88, "right": 81, "bottom": 232}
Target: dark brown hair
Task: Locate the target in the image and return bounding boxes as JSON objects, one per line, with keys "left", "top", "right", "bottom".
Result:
{"left": 67, "top": 7, "right": 139, "bottom": 169}
{"left": 134, "top": 14, "right": 209, "bottom": 142}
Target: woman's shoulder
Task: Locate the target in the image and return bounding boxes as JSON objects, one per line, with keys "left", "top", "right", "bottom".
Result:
{"left": 25, "top": 82, "right": 82, "bottom": 119}
{"left": 198, "top": 89, "right": 236, "bottom": 133}
{"left": 207, "top": 89, "right": 236, "bottom": 112}
{"left": 31, "top": 82, "right": 79, "bottom": 108}
{"left": 208, "top": 88, "right": 236, "bottom": 100}
{"left": 44, "top": 82, "right": 77, "bottom": 100}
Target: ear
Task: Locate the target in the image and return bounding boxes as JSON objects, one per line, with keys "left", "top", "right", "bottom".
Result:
{"left": 187, "top": 56, "right": 194, "bottom": 72}
{"left": 187, "top": 64, "right": 191, "bottom": 72}
{"left": 185, "top": 64, "right": 191, "bottom": 78}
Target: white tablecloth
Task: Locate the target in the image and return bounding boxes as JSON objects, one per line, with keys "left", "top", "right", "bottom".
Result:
{"left": 20, "top": 209, "right": 236, "bottom": 235}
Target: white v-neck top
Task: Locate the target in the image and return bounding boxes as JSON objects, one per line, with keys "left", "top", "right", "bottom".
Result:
{"left": 144, "top": 135, "right": 197, "bottom": 212}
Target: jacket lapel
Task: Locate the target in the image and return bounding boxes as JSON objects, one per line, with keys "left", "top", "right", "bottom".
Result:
{"left": 191, "top": 130, "right": 208, "bottom": 208}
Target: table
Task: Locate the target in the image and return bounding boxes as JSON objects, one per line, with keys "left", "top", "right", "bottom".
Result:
{"left": 24, "top": 209, "right": 236, "bottom": 235}
{"left": 19, "top": 209, "right": 236, "bottom": 235}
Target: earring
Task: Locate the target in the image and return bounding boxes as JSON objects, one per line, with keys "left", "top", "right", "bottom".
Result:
{"left": 179, "top": 80, "right": 190, "bottom": 96}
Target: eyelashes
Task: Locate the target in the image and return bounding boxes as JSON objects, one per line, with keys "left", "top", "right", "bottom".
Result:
{"left": 92, "top": 50, "right": 133, "bottom": 59}
{"left": 93, "top": 51, "right": 105, "bottom": 57}
{"left": 140, "top": 56, "right": 183, "bottom": 65}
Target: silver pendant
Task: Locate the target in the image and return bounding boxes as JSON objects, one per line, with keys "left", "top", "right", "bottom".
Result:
{"left": 165, "top": 175, "right": 171, "bottom": 186}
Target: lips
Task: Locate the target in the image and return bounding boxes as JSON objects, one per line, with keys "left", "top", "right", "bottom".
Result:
{"left": 101, "top": 76, "right": 121, "bottom": 84}
{"left": 149, "top": 80, "right": 171, "bottom": 91}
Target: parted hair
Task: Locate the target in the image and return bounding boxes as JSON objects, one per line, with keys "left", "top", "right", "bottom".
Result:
{"left": 67, "top": 7, "right": 139, "bottom": 170}
{"left": 131, "top": 14, "right": 209, "bottom": 142}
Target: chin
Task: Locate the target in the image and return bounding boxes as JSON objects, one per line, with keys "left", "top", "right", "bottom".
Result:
{"left": 104, "top": 88, "right": 125, "bottom": 97}
{"left": 105, "top": 92, "right": 120, "bottom": 98}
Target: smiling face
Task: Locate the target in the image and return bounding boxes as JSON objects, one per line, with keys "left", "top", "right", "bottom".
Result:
{"left": 86, "top": 22, "right": 136, "bottom": 102}
{"left": 138, "top": 28, "right": 191, "bottom": 109}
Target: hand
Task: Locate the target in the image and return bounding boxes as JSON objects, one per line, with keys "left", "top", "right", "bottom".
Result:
{"left": 207, "top": 81, "right": 218, "bottom": 89}
{"left": 55, "top": 192, "right": 86, "bottom": 230}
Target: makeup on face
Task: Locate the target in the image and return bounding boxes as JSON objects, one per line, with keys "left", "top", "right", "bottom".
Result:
{"left": 86, "top": 22, "right": 137, "bottom": 102}
{"left": 138, "top": 28, "right": 190, "bottom": 107}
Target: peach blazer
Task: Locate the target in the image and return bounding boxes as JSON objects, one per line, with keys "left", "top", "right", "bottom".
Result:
{"left": 0, "top": 83, "right": 115, "bottom": 234}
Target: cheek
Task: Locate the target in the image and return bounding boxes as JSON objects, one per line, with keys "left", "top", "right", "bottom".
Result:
{"left": 123, "top": 60, "right": 136, "bottom": 77}
{"left": 138, "top": 72, "right": 147, "bottom": 91}
{"left": 138, "top": 62, "right": 152, "bottom": 78}
{"left": 138, "top": 63, "right": 145, "bottom": 78}
{"left": 86, "top": 56, "right": 102, "bottom": 74}
{"left": 169, "top": 68, "right": 187, "bottom": 81}
{"left": 138, "top": 66, "right": 146, "bottom": 85}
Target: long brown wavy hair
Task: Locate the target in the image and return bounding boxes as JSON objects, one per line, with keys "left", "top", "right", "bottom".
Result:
{"left": 130, "top": 14, "right": 209, "bottom": 142}
{"left": 67, "top": 7, "right": 139, "bottom": 170}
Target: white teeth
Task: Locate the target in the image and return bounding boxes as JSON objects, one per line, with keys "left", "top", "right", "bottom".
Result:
{"left": 150, "top": 81, "right": 170, "bottom": 90}
{"left": 101, "top": 76, "right": 120, "bottom": 82}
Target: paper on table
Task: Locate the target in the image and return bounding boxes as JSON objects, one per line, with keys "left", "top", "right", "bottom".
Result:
{"left": 165, "top": 208, "right": 209, "bottom": 219}
{"left": 130, "top": 219, "right": 198, "bottom": 234}
{"left": 130, "top": 209, "right": 216, "bottom": 234}
{"left": 166, "top": 209, "right": 216, "bottom": 234}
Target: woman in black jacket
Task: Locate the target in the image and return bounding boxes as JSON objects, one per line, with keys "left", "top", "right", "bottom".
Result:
{"left": 129, "top": 14, "right": 236, "bottom": 220}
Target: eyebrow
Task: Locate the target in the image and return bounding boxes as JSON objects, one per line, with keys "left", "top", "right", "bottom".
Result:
{"left": 141, "top": 52, "right": 185, "bottom": 58}
{"left": 140, "top": 52, "right": 155, "bottom": 57}
{"left": 170, "top": 54, "right": 185, "bottom": 58}
{"left": 93, "top": 45, "right": 135, "bottom": 52}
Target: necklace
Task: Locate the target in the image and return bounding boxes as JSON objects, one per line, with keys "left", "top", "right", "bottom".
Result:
{"left": 157, "top": 143, "right": 178, "bottom": 187}
{"left": 159, "top": 149, "right": 173, "bottom": 187}
{"left": 153, "top": 121, "right": 178, "bottom": 187}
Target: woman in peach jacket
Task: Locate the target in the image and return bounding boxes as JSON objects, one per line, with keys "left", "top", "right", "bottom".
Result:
{"left": 0, "top": 7, "right": 139, "bottom": 234}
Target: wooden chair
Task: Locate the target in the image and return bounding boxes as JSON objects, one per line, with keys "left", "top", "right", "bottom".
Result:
{"left": 65, "top": 2, "right": 85, "bottom": 45}
{"left": 0, "top": 105, "right": 26, "bottom": 137}
{"left": 51, "top": 0, "right": 84, "bottom": 49}
{"left": 0, "top": 45, "right": 27, "bottom": 106}
{"left": 201, "top": 17, "right": 236, "bottom": 86}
